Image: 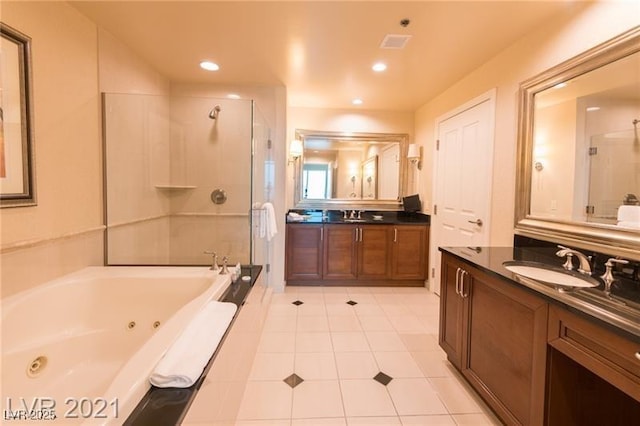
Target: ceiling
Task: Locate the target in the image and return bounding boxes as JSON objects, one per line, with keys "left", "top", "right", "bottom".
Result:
{"left": 70, "top": 1, "right": 589, "bottom": 111}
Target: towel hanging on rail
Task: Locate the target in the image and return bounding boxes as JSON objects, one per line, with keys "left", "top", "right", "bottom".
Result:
{"left": 262, "top": 202, "right": 278, "bottom": 241}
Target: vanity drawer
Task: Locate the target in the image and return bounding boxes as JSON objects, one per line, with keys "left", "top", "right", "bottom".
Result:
{"left": 548, "top": 305, "right": 640, "bottom": 402}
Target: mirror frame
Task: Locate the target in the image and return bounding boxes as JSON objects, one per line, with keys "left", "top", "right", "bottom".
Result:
{"left": 515, "top": 26, "right": 640, "bottom": 260}
{"left": 293, "top": 129, "right": 409, "bottom": 210}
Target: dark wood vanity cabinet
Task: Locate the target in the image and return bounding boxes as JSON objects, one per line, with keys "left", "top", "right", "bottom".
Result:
{"left": 285, "top": 224, "right": 323, "bottom": 281}
{"left": 286, "top": 223, "right": 428, "bottom": 285}
{"left": 439, "top": 252, "right": 548, "bottom": 425}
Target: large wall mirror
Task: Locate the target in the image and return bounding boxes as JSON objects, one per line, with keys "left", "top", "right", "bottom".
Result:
{"left": 515, "top": 26, "right": 640, "bottom": 259}
{"left": 293, "top": 129, "right": 409, "bottom": 210}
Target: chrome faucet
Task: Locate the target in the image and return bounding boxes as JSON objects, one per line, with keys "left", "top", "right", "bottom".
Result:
{"left": 601, "top": 258, "right": 629, "bottom": 296}
{"left": 349, "top": 210, "right": 356, "bottom": 219}
{"left": 203, "top": 250, "right": 220, "bottom": 272}
{"left": 220, "top": 256, "right": 230, "bottom": 274}
{"left": 556, "top": 245, "right": 592, "bottom": 275}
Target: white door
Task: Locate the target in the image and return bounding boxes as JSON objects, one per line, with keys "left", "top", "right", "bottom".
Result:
{"left": 431, "top": 92, "right": 495, "bottom": 294}
{"left": 379, "top": 144, "right": 400, "bottom": 199}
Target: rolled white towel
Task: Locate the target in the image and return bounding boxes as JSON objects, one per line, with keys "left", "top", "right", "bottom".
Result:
{"left": 149, "top": 301, "right": 237, "bottom": 388}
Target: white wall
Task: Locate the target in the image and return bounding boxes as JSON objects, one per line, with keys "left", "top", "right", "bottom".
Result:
{"left": 414, "top": 1, "right": 640, "bottom": 248}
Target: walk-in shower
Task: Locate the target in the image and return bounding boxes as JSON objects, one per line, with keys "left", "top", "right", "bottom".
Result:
{"left": 102, "top": 93, "right": 272, "bottom": 270}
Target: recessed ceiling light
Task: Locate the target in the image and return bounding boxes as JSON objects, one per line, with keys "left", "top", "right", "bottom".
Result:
{"left": 552, "top": 82, "right": 567, "bottom": 89}
{"left": 227, "top": 93, "right": 241, "bottom": 99}
{"left": 586, "top": 106, "right": 601, "bottom": 112}
{"left": 200, "top": 61, "right": 220, "bottom": 71}
{"left": 372, "top": 62, "right": 387, "bottom": 72}
{"left": 352, "top": 98, "right": 363, "bottom": 105}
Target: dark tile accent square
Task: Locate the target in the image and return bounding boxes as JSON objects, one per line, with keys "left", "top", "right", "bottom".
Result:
{"left": 373, "top": 371, "right": 393, "bottom": 386}
{"left": 346, "top": 300, "right": 358, "bottom": 306}
{"left": 292, "top": 300, "right": 304, "bottom": 306}
{"left": 283, "top": 373, "right": 304, "bottom": 388}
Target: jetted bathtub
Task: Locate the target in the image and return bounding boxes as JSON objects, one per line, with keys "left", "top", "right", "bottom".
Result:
{"left": 1, "top": 267, "right": 232, "bottom": 424}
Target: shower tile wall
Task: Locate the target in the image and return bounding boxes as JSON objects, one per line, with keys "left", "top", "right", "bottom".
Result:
{"left": 104, "top": 94, "right": 253, "bottom": 265}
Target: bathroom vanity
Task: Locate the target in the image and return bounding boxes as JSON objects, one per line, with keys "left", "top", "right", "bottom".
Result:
{"left": 285, "top": 210, "right": 429, "bottom": 286}
{"left": 439, "top": 246, "right": 640, "bottom": 425}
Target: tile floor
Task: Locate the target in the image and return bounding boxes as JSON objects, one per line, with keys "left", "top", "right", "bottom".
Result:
{"left": 234, "top": 285, "right": 501, "bottom": 425}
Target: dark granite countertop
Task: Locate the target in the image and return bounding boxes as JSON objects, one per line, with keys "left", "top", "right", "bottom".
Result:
{"left": 125, "top": 265, "right": 262, "bottom": 426}
{"left": 286, "top": 209, "right": 430, "bottom": 225}
{"left": 440, "top": 246, "right": 640, "bottom": 342}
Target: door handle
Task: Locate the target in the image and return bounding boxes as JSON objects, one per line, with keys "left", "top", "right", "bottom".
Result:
{"left": 455, "top": 268, "right": 462, "bottom": 296}
{"left": 460, "top": 270, "right": 469, "bottom": 298}
{"left": 468, "top": 219, "right": 483, "bottom": 226}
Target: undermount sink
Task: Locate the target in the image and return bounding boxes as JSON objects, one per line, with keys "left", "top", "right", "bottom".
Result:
{"left": 502, "top": 260, "right": 600, "bottom": 289}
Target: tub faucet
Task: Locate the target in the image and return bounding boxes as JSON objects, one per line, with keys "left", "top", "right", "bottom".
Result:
{"left": 204, "top": 251, "right": 220, "bottom": 272}
{"left": 220, "top": 256, "right": 230, "bottom": 275}
{"left": 556, "top": 245, "right": 592, "bottom": 275}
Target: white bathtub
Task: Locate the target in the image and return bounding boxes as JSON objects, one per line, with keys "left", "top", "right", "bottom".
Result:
{"left": 1, "top": 266, "right": 232, "bottom": 424}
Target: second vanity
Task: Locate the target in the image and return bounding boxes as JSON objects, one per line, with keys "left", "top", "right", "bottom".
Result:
{"left": 439, "top": 243, "right": 640, "bottom": 425}
{"left": 285, "top": 210, "right": 430, "bottom": 286}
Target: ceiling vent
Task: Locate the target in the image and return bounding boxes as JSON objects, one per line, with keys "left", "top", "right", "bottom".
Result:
{"left": 380, "top": 34, "right": 412, "bottom": 49}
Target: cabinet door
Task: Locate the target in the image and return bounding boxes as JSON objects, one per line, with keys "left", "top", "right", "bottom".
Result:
{"left": 323, "top": 225, "right": 358, "bottom": 280}
{"left": 463, "top": 265, "right": 548, "bottom": 426}
{"left": 391, "top": 225, "right": 428, "bottom": 279}
{"left": 438, "top": 253, "right": 466, "bottom": 369}
{"left": 357, "top": 225, "right": 391, "bottom": 280}
{"left": 285, "top": 224, "right": 323, "bottom": 280}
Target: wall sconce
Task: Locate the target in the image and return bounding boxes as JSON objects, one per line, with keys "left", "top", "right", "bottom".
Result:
{"left": 407, "top": 143, "right": 422, "bottom": 170}
{"left": 288, "top": 139, "right": 303, "bottom": 165}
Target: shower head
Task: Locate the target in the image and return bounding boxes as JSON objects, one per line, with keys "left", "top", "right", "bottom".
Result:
{"left": 209, "top": 105, "right": 221, "bottom": 120}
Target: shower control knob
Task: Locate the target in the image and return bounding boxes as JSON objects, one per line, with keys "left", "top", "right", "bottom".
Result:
{"left": 211, "top": 189, "right": 227, "bottom": 205}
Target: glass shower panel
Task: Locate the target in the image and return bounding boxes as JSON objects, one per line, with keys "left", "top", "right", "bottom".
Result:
{"left": 250, "top": 102, "right": 274, "bottom": 283}
{"left": 103, "top": 93, "right": 258, "bottom": 266}
{"left": 587, "top": 129, "right": 640, "bottom": 224}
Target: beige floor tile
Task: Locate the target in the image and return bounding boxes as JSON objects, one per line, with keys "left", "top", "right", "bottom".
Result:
{"left": 373, "top": 351, "right": 424, "bottom": 378}
{"left": 324, "top": 293, "right": 351, "bottom": 304}
{"left": 346, "top": 287, "right": 374, "bottom": 294}
{"left": 353, "top": 303, "right": 386, "bottom": 316}
{"left": 331, "top": 331, "right": 371, "bottom": 352}
{"left": 388, "top": 315, "right": 426, "bottom": 332}
{"left": 411, "top": 352, "right": 455, "bottom": 378}
{"left": 295, "top": 352, "right": 339, "bottom": 380}
{"left": 387, "top": 378, "right": 448, "bottom": 416}
{"left": 451, "top": 413, "right": 502, "bottom": 425}
{"left": 292, "top": 380, "right": 345, "bottom": 418}
{"left": 428, "top": 377, "right": 484, "bottom": 414}
{"left": 235, "top": 420, "right": 291, "bottom": 426}
{"left": 326, "top": 303, "right": 360, "bottom": 317}
{"left": 399, "top": 333, "right": 440, "bottom": 353}
{"left": 263, "top": 314, "right": 297, "bottom": 333}
{"left": 334, "top": 351, "right": 380, "bottom": 379}
{"left": 380, "top": 303, "right": 411, "bottom": 317}
{"left": 293, "top": 418, "right": 347, "bottom": 425}
{"left": 328, "top": 314, "right": 363, "bottom": 332}
{"left": 365, "top": 331, "right": 407, "bottom": 352}
{"left": 295, "top": 332, "right": 334, "bottom": 352}
{"left": 340, "top": 379, "right": 397, "bottom": 417}
{"left": 358, "top": 315, "right": 395, "bottom": 331}
{"left": 323, "top": 286, "right": 350, "bottom": 294}
{"left": 297, "top": 315, "right": 330, "bottom": 332}
{"left": 399, "top": 415, "right": 456, "bottom": 425}
{"left": 297, "top": 303, "right": 328, "bottom": 316}
{"left": 237, "top": 381, "right": 293, "bottom": 420}
{"left": 347, "top": 416, "right": 402, "bottom": 425}
{"left": 249, "top": 352, "right": 295, "bottom": 380}
{"left": 268, "top": 303, "right": 299, "bottom": 316}
{"left": 258, "top": 332, "right": 296, "bottom": 353}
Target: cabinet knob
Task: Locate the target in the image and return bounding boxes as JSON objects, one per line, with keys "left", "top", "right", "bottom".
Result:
{"left": 635, "top": 351, "right": 640, "bottom": 361}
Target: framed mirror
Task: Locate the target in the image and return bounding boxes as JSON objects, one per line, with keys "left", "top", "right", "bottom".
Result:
{"left": 515, "top": 26, "right": 640, "bottom": 259}
{"left": 293, "top": 129, "right": 409, "bottom": 210}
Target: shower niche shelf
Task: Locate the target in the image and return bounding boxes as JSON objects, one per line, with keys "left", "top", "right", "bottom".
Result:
{"left": 154, "top": 185, "right": 197, "bottom": 190}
